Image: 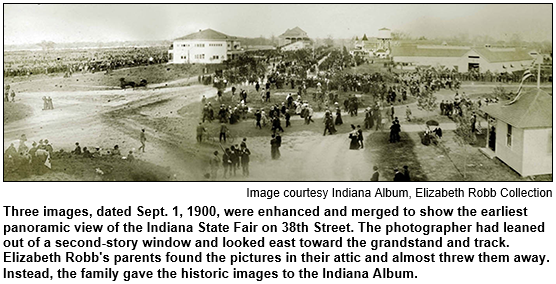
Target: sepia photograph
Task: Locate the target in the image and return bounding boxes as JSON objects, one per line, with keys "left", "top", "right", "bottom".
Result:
{"left": 3, "top": 3, "right": 553, "bottom": 181}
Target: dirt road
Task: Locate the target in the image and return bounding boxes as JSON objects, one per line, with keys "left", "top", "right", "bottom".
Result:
{"left": 4, "top": 83, "right": 223, "bottom": 180}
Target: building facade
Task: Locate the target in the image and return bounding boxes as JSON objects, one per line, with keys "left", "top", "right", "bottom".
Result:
{"left": 278, "top": 27, "right": 312, "bottom": 49}
{"left": 392, "top": 45, "right": 534, "bottom": 72}
{"left": 168, "top": 29, "right": 241, "bottom": 64}
{"left": 482, "top": 89, "right": 552, "bottom": 176}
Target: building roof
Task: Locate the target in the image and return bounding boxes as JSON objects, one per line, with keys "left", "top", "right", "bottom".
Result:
{"left": 482, "top": 89, "right": 552, "bottom": 128}
{"left": 391, "top": 45, "right": 471, "bottom": 58}
{"left": 279, "top": 27, "right": 308, "bottom": 38}
{"left": 473, "top": 47, "right": 533, "bottom": 63}
{"left": 392, "top": 45, "right": 534, "bottom": 63}
{"left": 175, "top": 29, "right": 235, "bottom": 41}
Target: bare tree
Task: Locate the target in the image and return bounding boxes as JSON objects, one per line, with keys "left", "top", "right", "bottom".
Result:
{"left": 38, "top": 41, "right": 56, "bottom": 52}
{"left": 324, "top": 35, "right": 334, "bottom": 47}
{"left": 391, "top": 31, "right": 411, "bottom": 41}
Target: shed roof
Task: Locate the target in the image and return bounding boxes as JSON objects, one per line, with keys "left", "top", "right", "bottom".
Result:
{"left": 481, "top": 89, "right": 552, "bottom": 128}
{"left": 391, "top": 45, "right": 470, "bottom": 58}
{"left": 392, "top": 45, "right": 534, "bottom": 63}
{"left": 473, "top": 47, "right": 533, "bottom": 63}
{"left": 175, "top": 29, "right": 235, "bottom": 41}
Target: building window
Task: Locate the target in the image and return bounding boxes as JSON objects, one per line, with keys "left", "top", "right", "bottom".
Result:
{"left": 212, "top": 55, "right": 219, "bottom": 60}
{"left": 506, "top": 124, "right": 512, "bottom": 147}
{"left": 195, "top": 54, "right": 205, "bottom": 60}
{"left": 195, "top": 44, "right": 205, "bottom": 48}
{"left": 181, "top": 56, "right": 186, "bottom": 59}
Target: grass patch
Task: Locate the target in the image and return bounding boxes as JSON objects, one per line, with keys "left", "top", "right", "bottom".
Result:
{"left": 4, "top": 151, "right": 174, "bottom": 181}
{"left": 367, "top": 131, "right": 428, "bottom": 181}
{"left": 3, "top": 102, "right": 33, "bottom": 124}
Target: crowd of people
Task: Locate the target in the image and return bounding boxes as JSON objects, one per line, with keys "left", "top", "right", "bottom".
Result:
{"left": 3, "top": 46, "right": 169, "bottom": 77}
{"left": 209, "top": 138, "right": 251, "bottom": 179}
{"left": 4, "top": 135, "right": 53, "bottom": 177}
{"left": 4, "top": 128, "right": 150, "bottom": 179}
{"left": 4, "top": 85, "right": 16, "bottom": 102}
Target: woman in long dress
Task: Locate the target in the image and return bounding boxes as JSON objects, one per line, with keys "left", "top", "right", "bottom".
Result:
{"left": 270, "top": 135, "right": 280, "bottom": 159}
{"left": 349, "top": 125, "right": 360, "bottom": 150}
{"left": 335, "top": 107, "right": 343, "bottom": 125}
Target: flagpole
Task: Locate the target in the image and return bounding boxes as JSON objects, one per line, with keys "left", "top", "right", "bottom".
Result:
{"left": 537, "top": 58, "right": 541, "bottom": 89}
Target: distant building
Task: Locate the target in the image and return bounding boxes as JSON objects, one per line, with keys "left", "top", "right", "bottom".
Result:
{"left": 351, "top": 28, "right": 392, "bottom": 57}
{"left": 278, "top": 27, "right": 312, "bottom": 50}
{"left": 168, "top": 29, "right": 241, "bottom": 64}
{"left": 391, "top": 45, "right": 534, "bottom": 72}
{"left": 481, "top": 89, "right": 552, "bottom": 177}
{"left": 377, "top": 27, "right": 392, "bottom": 51}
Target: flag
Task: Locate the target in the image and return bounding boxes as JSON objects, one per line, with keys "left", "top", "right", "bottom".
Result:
{"left": 44, "top": 154, "right": 52, "bottom": 169}
{"left": 506, "top": 69, "right": 535, "bottom": 105}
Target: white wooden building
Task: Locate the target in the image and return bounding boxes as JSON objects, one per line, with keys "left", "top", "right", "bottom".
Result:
{"left": 481, "top": 89, "right": 552, "bottom": 177}
{"left": 168, "top": 29, "right": 241, "bottom": 64}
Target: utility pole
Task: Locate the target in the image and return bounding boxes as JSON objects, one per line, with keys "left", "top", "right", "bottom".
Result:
{"left": 536, "top": 54, "right": 543, "bottom": 89}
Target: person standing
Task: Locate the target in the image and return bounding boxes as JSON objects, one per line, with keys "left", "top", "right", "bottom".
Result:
{"left": 222, "top": 148, "right": 232, "bottom": 179}
{"left": 47, "top": 96, "right": 54, "bottom": 109}
{"left": 393, "top": 168, "right": 404, "bottom": 181}
{"left": 10, "top": 90, "right": 16, "bottom": 102}
{"left": 405, "top": 106, "right": 412, "bottom": 122}
{"left": 229, "top": 146, "right": 239, "bottom": 176}
{"left": 285, "top": 109, "right": 291, "bottom": 127}
{"left": 270, "top": 134, "right": 280, "bottom": 160}
{"left": 138, "top": 129, "right": 146, "bottom": 153}
{"left": 370, "top": 166, "right": 380, "bottom": 181}
{"left": 219, "top": 123, "right": 228, "bottom": 142}
{"left": 240, "top": 145, "right": 251, "bottom": 177}
{"left": 42, "top": 96, "right": 48, "bottom": 110}
{"left": 210, "top": 151, "right": 220, "bottom": 180}
{"left": 255, "top": 109, "right": 262, "bottom": 129}
{"left": 403, "top": 165, "right": 411, "bottom": 181}
{"left": 335, "top": 107, "right": 343, "bottom": 125}
{"left": 72, "top": 142, "right": 82, "bottom": 155}
{"left": 357, "top": 125, "right": 364, "bottom": 149}
{"left": 196, "top": 122, "right": 206, "bottom": 143}
{"left": 349, "top": 125, "right": 360, "bottom": 150}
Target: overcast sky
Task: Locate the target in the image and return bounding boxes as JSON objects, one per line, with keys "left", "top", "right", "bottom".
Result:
{"left": 4, "top": 4, "right": 553, "bottom": 45}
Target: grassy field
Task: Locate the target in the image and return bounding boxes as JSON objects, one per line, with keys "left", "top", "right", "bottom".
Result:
{"left": 3, "top": 102, "right": 33, "bottom": 124}
{"left": 4, "top": 152, "right": 174, "bottom": 181}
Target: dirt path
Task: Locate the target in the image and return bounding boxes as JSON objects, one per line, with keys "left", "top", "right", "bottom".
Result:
{"left": 215, "top": 130, "right": 374, "bottom": 181}
{"left": 3, "top": 83, "right": 223, "bottom": 179}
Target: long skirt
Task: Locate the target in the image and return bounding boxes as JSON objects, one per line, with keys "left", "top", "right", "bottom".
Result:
{"left": 349, "top": 137, "right": 360, "bottom": 150}
{"left": 271, "top": 146, "right": 281, "bottom": 159}
{"left": 335, "top": 114, "right": 343, "bottom": 125}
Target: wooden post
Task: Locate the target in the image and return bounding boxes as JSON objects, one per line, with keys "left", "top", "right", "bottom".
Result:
{"left": 537, "top": 57, "right": 541, "bottom": 89}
